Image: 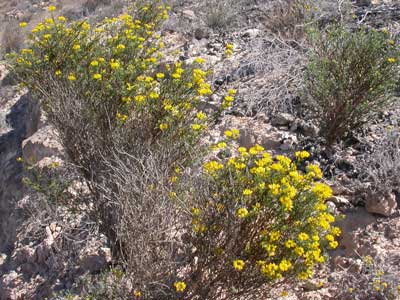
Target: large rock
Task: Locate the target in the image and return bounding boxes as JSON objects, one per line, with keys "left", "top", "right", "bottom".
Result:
{"left": 22, "top": 125, "right": 63, "bottom": 164}
{"left": 365, "top": 191, "right": 397, "bottom": 217}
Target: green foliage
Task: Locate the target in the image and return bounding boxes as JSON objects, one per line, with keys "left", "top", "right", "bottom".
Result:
{"left": 305, "top": 25, "right": 400, "bottom": 145}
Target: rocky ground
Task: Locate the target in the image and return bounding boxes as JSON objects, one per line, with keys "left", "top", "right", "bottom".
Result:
{"left": 1, "top": 0, "right": 400, "bottom": 299}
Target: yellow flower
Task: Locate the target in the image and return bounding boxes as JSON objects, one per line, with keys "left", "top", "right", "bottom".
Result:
{"left": 295, "top": 150, "right": 310, "bottom": 160}
{"left": 149, "top": 92, "right": 159, "bottom": 99}
{"left": 203, "top": 161, "right": 224, "bottom": 173}
{"left": 110, "top": 59, "right": 120, "bottom": 70}
{"left": 294, "top": 246, "right": 305, "bottom": 256}
{"left": 133, "top": 290, "right": 141, "bottom": 297}
{"left": 269, "top": 184, "right": 281, "bottom": 197}
{"left": 68, "top": 74, "right": 76, "bottom": 81}
{"left": 260, "top": 263, "right": 279, "bottom": 278}
{"left": 191, "top": 207, "right": 201, "bottom": 216}
{"left": 57, "top": 16, "right": 66, "bottom": 22}
{"left": 279, "top": 196, "right": 293, "bottom": 211}
{"left": 156, "top": 73, "right": 165, "bottom": 79}
{"left": 233, "top": 259, "right": 245, "bottom": 271}
{"left": 269, "top": 231, "right": 281, "bottom": 242}
{"left": 388, "top": 57, "right": 396, "bottom": 63}
{"left": 47, "top": 5, "right": 57, "bottom": 12}
{"left": 329, "top": 240, "right": 338, "bottom": 249}
{"left": 172, "top": 73, "right": 181, "bottom": 79}
{"left": 93, "top": 73, "right": 102, "bottom": 80}
{"left": 298, "top": 271, "right": 310, "bottom": 280}
{"left": 81, "top": 22, "right": 90, "bottom": 31}
{"left": 298, "top": 232, "right": 309, "bottom": 241}
{"left": 279, "top": 259, "right": 292, "bottom": 272}
{"left": 159, "top": 123, "right": 168, "bottom": 131}
{"left": 135, "top": 95, "right": 145, "bottom": 103}
{"left": 72, "top": 44, "right": 81, "bottom": 51}
{"left": 55, "top": 70, "right": 62, "bottom": 76}
{"left": 196, "top": 112, "right": 207, "bottom": 120}
{"left": 191, "top": 124, "right": 202, "bottom": 131}
{"left": 224, "top": 128, "right": 240, "bottom": 139}
{"left": 174, "top": 281, "right": 186, "bottom": 292}
{"left": 19, "top": 22, "right": 28, "bottom": 28}
{"left": 116, "top": 112, "right": 128, "bottom": 122}
{"left": 243, "top": 189, "right": 253, "bottom": 196}
{"left": 306, "top": 164, "right": 323, "bottom": 179}
{"left": 236, "top": 207, "right": 249, "bottom": 218}
{"left": 194, "top": 57, "right": 205, "bottom": 64}
{"left": 285, "top": 240, "right": 296, "bottom": 248}
{"left": 226, "top": 43, "right": 234, "bottom": 50}
{"left": 311, "top": 183, "right": 332, "bottom": 200}
{"left": 90, "top": 60, "right": 99, "bottom": 67}
{"left": 16, "top": 157, "right": 23, "bottom": 162}
{"left": 116, "top": 44, "right": 126, "bottom": 50}
{"left": 228, "top": 89, "right": 237, "bottom": 95}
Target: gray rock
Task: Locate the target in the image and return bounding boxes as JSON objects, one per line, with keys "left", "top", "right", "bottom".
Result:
{"left": 22, "top": 125, "right": 64, "bottom": 164}
{"left": 182, "top": 9, "right": 196, "bottom": 20}
{"left": 328, "top": 196, "right": 351, "bottom": 206}
{"left": 365, "top": 191, "right": 397, "bottom": 217}
{"left": 242, "top": 28, "right": 261, "bottom": 39}
{"left": 271, "top": 113, "right": 295, "bottom": 127}
{"left": 78, "top": 247, "right": 111, "bottom": 273}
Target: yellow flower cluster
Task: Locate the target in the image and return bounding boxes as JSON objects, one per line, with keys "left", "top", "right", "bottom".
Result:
{"left": 174, "top": 281, "right": 187, "bottom": 292}
{"left": 195, "top": 145, "right": 340, "bottom": 283}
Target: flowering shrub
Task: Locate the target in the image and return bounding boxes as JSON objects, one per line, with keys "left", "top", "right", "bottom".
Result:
{"left": 180, "top": 141, "right": 340, "bottom": 299}
{"left": 306, "top": 25, "right": 400, "bottom": 145}
{"left": 8, "top": 2, "right": 226, "bottom": 177}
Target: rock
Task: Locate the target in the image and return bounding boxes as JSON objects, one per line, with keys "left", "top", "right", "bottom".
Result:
{"left": 78, "top": 247, "right": 111, "bottom": 273}
{"left": 242, "top": 28, "right": 261, "bottom": 39}
{"left": 355, "top": 0, "right": 371, "bottom": 6}
{"left": 280, "top": 134, "right": 298, "bottom": 151}
{"left": 271, "top": 113, "right": 295, "bottom": 127}
{"left": 0, "top": 253, "right": 7, "bottom": 267}
{"left": 194, "top": 27, "right": 210, "bottom": 40}
{"left": 296, "top": 120, "right": 319, "bottom": 137}
{"left": 182, "top": 9, "right": 196, "bottom": 19}
{"left": 334, "top": 207, "right": 377, "bottom": 256}
{"left": 365, "top": 191, "right": 397, "bottom": 217}
{"left": 238, "top": 128, "right": 256, "bottom": 149}
{"left": 22, "top": 125, "right": 63, "bottom": 164}
{"left": 0, "top": 271, "right": 22, "bottom": 300}
{"left": 328, "top": 196, "right": 351, "bottom": 206}
{"left": 260, "top": 130, "right": 283, "bottom": 151}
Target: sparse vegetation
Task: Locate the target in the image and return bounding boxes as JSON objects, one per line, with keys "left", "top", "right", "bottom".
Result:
{"left": 2, "top": 0, "right": 400, "bottom": 299}
{"left": 1, "top": 21, "right": 24, "bottom": 57}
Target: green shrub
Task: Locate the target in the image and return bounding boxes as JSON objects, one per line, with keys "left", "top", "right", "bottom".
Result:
{"left": 305, "top": 25, "right": 400, "bottom": 145}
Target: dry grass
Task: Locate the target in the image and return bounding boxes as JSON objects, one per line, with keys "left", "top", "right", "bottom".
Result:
{"left": 359, "top": 128, "right": 400, "bottom": 194}
{"left": 230, "top": 38, "right": 306, "bottom": 117}
{"left": 1, "top": 21, "right": 23, "bottom": 56}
